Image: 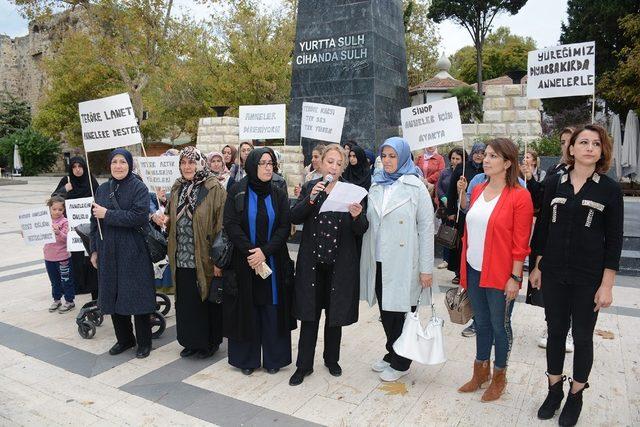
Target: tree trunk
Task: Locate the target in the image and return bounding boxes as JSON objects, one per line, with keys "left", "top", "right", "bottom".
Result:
{"left": 475, "top": 41, "right": 483, "bottom": 96}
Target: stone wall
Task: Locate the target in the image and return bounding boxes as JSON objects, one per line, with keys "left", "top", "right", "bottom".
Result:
{"left": 461, "top": 84, "right": 543, "bottom": 147}
{"left": 0, "top": 11, "right": 83, "bottom": 113}
{"left": 196, "top": 117, "right": 305, "bottom": 196}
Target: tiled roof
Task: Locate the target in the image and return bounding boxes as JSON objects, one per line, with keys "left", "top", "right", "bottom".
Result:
{"left": 471, "top": 74, "right": 529, "bottom": 89}
{"left": 410, "top": 76, "right": 468, "bottom": 93}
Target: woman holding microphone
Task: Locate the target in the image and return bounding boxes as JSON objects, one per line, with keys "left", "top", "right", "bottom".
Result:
{"left": 289, "top": 144, "right": 368, "bottom": 386}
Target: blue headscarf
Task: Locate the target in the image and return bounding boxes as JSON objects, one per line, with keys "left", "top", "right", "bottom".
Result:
{"left": 108, "top": 148, "right": 134, "bottom": 182}
{"left": 372, "top": 137, "right": 420, "bottom": 186}
{"left": 469, "top": 142, "right": 486, "bottom": 169}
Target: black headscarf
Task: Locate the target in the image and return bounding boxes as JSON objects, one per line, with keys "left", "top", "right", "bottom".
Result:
{"left": 245, "top": 147, "right": 275, "bottom": 196}
{"left": 108, "top": 148, "right": 134, "bottom": 183}
{"left": 67, "top": 156, "right": 99, "bottom": 199}
{"left": 343, "top": 145, "right": 371, "bottom": 190}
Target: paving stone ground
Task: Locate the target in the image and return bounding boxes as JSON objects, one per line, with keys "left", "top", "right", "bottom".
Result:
{"left": 1, "top": 177, "right": 638, "bottom": 426}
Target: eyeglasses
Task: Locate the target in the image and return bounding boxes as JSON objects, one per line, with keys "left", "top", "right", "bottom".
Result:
{"left": 257, "top": 161, "right": 274, "bottom": 167}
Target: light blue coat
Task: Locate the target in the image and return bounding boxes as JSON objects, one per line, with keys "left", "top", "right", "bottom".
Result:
{"left": 360, "top": 174, "right": 434, "bottom": 312}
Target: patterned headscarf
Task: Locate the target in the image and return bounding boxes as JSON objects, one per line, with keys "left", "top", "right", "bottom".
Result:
{"left": 207, "top": 151, "right": 230, "bottom": 183}
{"left": 177, "top": 146, "right": 210, "bottom": 220}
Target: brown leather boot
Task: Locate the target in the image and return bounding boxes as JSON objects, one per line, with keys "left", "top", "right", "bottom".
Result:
{"left": 458, "top": 360, "right": 491, "bottom": 393}
{"left": 481, "top": 367, "right": 507, "bottom": 402}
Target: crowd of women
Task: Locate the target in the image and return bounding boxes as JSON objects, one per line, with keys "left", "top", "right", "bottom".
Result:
{"left": 49, "top": 123, "right": 623, "bottom": 427}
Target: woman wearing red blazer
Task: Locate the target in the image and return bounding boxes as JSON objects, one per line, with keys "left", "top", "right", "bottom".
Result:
{"left": 457, "top": 138, "right": 534, "bottom": 402}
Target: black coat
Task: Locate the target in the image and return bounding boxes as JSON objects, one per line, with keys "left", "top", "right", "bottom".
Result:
{"left": 290, "top": 179, "right": 369, "bottom": 327}
{"left": 222, "top": 177, "right": 296, "bottom": 342}
{"left": 90, "top": 176, "right": 156, "bottom": 315}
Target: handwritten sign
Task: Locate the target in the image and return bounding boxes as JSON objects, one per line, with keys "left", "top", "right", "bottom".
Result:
{"left": 136, "top": 156, "right": 180, "bottom": 191}
{"left": 527, "top": 41, "right": 595, "bottom": 99}
{"left": 18, "top": 206, "right": 56, "bottom": 246}
{"left": 65, "top": 197, "right": 93, "bottom": 253}
{"left": 300, "top": 102, "right": 346, "bottom": 143}
{"left": 78, "top": 93, "right": 142, "bottom": 152}
{"left": 401, "top": 97, "right": 464, "bottom": 151}
{"left": 239, "top": 104, "right": 286, "bottom": 140}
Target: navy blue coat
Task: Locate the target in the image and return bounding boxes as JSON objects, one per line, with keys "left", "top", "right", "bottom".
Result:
{"left": 90, "top": 175, "right": 156, "bottom": 315}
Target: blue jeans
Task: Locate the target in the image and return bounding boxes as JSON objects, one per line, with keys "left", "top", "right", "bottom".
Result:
{"left": 45, "top": 259, "right": 75, "bottom": 303}
{"left": 466, "top": 263, "right": 514, "bottom": 369}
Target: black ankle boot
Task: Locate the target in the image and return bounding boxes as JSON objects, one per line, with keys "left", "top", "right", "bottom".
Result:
{"left": 558, "top": 379, "right": 589, "bottom": 427}
{"left": 537, "top": 374, "right": 565, "bottom": 420}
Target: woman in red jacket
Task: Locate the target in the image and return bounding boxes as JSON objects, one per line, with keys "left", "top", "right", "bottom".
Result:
{"left": 415, "top": 146, "right": 445, "bottom": 193}
{"left": 457, "top": 138, "right": 534, "bottom": 402}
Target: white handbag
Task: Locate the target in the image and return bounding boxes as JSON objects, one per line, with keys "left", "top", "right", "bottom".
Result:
{"left": 393, "top": 287, "right": 446, "bottom": 365}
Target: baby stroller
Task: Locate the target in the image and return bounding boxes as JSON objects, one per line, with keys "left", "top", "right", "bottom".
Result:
{"left": 76, "top": 293, "right": 171, "bottom": 339}
{"left": 73, "top": 223, "right": 171, "bottom": 339}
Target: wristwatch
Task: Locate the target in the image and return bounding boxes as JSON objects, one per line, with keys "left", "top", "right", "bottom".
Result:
{"left": 510, "top": 274, "right": 523, "bottom": 283}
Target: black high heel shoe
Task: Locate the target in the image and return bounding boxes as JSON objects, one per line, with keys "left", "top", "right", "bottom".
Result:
{"left": 558, "top": 379, "right": 589, "bottom": 427}
{"left": 537, "top": 374, "right": 566, "bottom": 420}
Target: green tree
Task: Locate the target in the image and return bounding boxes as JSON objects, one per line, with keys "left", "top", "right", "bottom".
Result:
{"left": 450, "top": 26, "right": 536, "bottom": 84}
{"left": 403, "top": 0, "right": 442, "bottom": 87}
{"left": 0, "top": 127, "right": 60, "bottom": 175}
{"left": 600, "top": 14, "right": 640, "bottom": 115}
{"left": 12, "top": 0, "right": 183, "bottom": 126}
{"left": 0, "top": 94, "right": 31, "bottom": 138}
{"left": 544, "top": 0, "right": 640, "bottom": 116}
{"left": 33, "top": 30, "right": 123, "bottom": 146}
{"left": 213, "top": 0, "right": 296, "bottom": 108}
{"left": 449, "top": 86, "right": 482, "bottom": 123}
{"left": 428, "top": 0, "right": 528, "bottom": 95}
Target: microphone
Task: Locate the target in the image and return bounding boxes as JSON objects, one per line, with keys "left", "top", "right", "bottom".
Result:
{"left": 310, "top": 174, "right": 334, "bottom": 204}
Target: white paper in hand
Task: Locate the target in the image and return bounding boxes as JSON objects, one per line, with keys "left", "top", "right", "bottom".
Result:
{"left": 318, "top": 181, "right": 368, "bottom": 213}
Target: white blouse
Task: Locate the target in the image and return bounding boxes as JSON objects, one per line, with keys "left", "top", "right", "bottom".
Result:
{"left": 466, "top": 190, "right": 500, "bottom": 271}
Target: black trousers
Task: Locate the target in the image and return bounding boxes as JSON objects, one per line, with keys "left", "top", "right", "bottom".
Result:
{"left": 542, "top": 274, "right": 599, "bottom": 383}
{"left": 296, "top": 263, "right": 342, "bottom": 370}
{"left": 175, "top": 268, "right": 223, "bottom": 350}
{"left": 375, "top": 262, "right": 415, "bottom": 372}
{"left": 111, "top": 313, "right": 152, "bottom": 347}
{"left": 228, "top": 304, "right": 292, "bottom": 370}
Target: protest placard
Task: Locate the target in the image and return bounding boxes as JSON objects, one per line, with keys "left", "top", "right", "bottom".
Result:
{"left": 136, "top": 156, "right": 181, "bottom": 191}
{"left": 78, "top": 93, "right": 142, "bottom": 152}
{"left": 65, "top": 197, "right": 93, "bottom": 253}
{"left": 401, "top": 97, "right": 464, "bottom": 151}
{"left": 300, "top": 102, "right": 346, "bottom": 143}
{"left": 18, "top": 206, "right": 56, "bottom": 246}
{"left": 239, "top": 104, "right": 286, "bottom": 140}
{"left": 527, "top": 41, "right": 595, "bottom": 99}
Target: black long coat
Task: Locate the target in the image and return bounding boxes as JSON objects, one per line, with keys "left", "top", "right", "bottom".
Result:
{"left": 90, "top": 176, "right": 156, "bottom": 315}
{"left": 291, "top": 179, "right": 369, "bottom": 327}
{"left": 222, "top": 178, "right": 296, "bottom": 342}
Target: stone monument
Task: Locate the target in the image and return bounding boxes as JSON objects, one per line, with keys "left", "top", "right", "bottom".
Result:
{"left": 286, "top": 0, "right": 409, "bottom": 154}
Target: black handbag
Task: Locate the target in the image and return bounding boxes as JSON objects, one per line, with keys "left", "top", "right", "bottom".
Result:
{"left": 210, "top": 229, "right": 233, "bottom": 269}
{"left": 435, "top": 221, "right": 460, "bottom": 249}
{"left": 109, "top": 180, "right": 167, "bottom": 263}
{"left": 208, "top": 276, "right": 224, "bottom": 304}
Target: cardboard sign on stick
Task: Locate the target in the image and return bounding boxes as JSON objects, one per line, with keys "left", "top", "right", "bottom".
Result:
{"left": 239, "top": 104, "right": 286, "bottom": 140}
{"left": 401, "top": 97, "right": 464, "bottom": 151}
{"left": 79, "top": 93, "right": 142, "bottom": 152}
{"left": 300, "top": 102, "right": 346, "bottom": 143}
{"left": 527, "top": 41, "right": 595, "bottom": 99}
{"left": 136, "top": 156, "right": 181, "bottom": 191}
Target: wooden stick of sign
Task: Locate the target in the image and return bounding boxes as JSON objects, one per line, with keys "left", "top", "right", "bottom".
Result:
{"left": 456, "top": 139, "right": 466, "bottom": 224}
{"left": 138, "top": 142, "right": 162, "bottom": 209}
{"left": 591, "top": 92, "right": 596, "bottom": 124}
{"left": 84, "top": 150, "right": 103, "bottom": 240}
